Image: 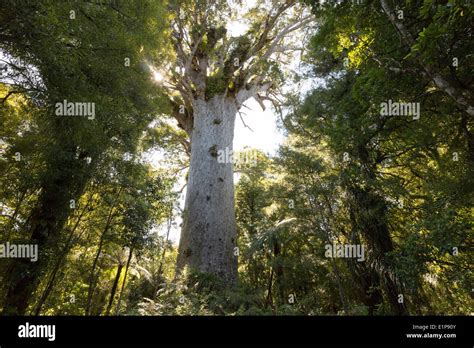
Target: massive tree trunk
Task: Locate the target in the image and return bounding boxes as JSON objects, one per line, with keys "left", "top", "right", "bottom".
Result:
{"left": 168, "top": 0, "right": 308, "bottom": 289}
{"left": 176, "top": 95, "right": 238, "bottom": 285}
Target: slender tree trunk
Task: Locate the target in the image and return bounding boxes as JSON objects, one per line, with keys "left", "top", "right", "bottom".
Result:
{"left": 329, "top": 257, "right": 349, "bottom": 314}
{"left": 176, "top": 95, "right": 238, "bottom": 285}
{"left": 273, "top": 241, "right": 285, "bottom": 305}
{"left": 115, "top": 247, "right": 133, "bottom": 315}
{"left": 157, "top": 216, "right": 171, "bottom": 278}
{"left": 265, "top": 266, "right": 274, "bottom": 309}
{"left": 85, "top": 202, "right": 117, "bottom": 315}
{"left": 105, "top": 263, "right": 123, "bottom": 316}
{"left": 85, "top": 229, "right": 107, "bottom": 314}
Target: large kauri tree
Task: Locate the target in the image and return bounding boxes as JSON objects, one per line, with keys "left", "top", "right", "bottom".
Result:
{"left": 159, "top": 0, "right": 314, "bottom": 284}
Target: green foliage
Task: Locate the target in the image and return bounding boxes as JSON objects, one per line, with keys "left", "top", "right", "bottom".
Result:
{"left": 0, "top": 0, "right": 472, "bottom": 317}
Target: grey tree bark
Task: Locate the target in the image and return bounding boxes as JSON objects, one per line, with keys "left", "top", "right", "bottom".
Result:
{"left": 176, "top": 95, "right": 239, "bottom": 284}
{"left": 168, "top": 1, "right": 312, "bottom": 287}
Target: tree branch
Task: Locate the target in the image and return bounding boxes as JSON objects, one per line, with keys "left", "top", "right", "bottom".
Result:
{"left": 380, "top": 0, "right": 474, "bottom": 116}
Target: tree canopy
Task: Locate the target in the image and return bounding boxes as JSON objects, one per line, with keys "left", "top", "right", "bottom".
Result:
{"left": 0, "top": 0, "right": 472, "bottom": 316}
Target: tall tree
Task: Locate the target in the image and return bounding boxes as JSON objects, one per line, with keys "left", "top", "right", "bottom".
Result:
{"left": 159, "top": 0, "right": 314, "bottom": 284}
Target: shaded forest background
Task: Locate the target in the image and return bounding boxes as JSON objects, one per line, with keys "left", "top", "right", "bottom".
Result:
{"left": 0, "top": 0, "right": 472, "bottom": 316}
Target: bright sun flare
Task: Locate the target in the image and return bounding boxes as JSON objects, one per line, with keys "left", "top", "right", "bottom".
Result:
{"left": 152, "top": 70, "right": 164, "bottom": 83}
